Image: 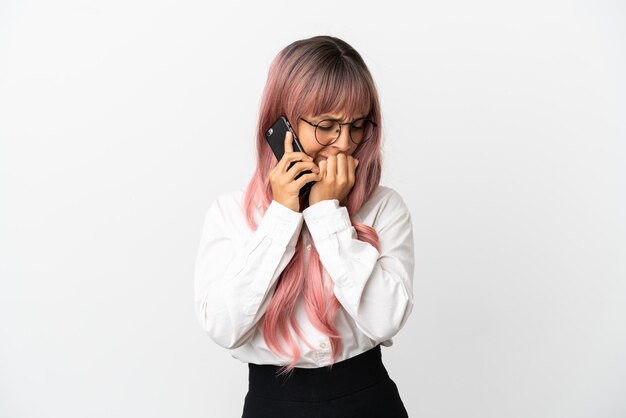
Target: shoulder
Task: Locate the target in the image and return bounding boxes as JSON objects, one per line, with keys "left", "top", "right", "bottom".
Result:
{"left": 203, "top": 187, "right": 247, "bottom": 226}
{"left": 364, "top": 184, "right": 410, "bottom": 214}
{"left": 212, "top": 187, "right": 246, "bottom": 209}
{"left": 355, "top": 185, "right": 412, "bottom": 229}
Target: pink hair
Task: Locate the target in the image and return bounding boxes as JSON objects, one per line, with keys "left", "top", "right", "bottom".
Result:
{"left": 243, "top": 35, "right": 383, "bottom": 377}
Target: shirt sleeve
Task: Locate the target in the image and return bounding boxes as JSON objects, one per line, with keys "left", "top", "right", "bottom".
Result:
{"left": 302, "top": 190, "right": 415, "bottom": 343}
{"left": 194, "top": 196, "right": 304, "bottom": 349}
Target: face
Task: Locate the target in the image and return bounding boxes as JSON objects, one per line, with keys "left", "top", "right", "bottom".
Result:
{"left": 296, "top": 111, "right": 368, "bottom": 166}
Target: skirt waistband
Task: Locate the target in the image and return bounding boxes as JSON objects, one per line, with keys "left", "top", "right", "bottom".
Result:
{"left": 246, "top": 344, "right": 388, "bottom": 402}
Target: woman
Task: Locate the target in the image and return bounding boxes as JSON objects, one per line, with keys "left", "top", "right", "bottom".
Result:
{"left": 194, "top": 35, "right": 414, "bottom": 418}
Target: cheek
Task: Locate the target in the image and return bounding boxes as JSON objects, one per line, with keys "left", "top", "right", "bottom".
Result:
{"left": 299, "top": 133, "right": 322, "bottom": 156}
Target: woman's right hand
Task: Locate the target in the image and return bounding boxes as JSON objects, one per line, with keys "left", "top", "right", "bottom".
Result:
{"left": 269, "top": 131, "right": 320, "bottom": 212}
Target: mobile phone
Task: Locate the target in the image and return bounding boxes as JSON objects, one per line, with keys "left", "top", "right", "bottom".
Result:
{"left": 264, "top": 115, "right": 315, "bottom": 197}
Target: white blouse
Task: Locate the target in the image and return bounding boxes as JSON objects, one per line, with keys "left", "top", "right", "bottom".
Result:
{"left": 194, "top": 184, "right": 415, "bottom": 368}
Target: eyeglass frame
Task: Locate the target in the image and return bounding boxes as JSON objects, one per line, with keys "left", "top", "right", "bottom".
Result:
{"left": 299, "top": 116, "right": 378, "bottom": 146}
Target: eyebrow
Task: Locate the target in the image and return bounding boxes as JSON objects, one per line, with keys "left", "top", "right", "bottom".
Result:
{"left": 317, "top": 114, "right": 366, "bottom": 121}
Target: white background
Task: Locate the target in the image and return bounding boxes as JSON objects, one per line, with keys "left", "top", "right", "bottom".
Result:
{"left": 1, "top": 0, "right": 625, "bottom": 417}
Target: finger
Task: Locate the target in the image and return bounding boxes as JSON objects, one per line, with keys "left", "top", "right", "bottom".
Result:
{"left": 286, "top": 160, "right": 319, "bottom": 174}
{"left": 318, "top": 160, "right": 327, "bottom": 180}
{"left": 347, "top": 157, "right": 356, "bottom": 185}
{"left": 286, "top": 161, "right": 319, "bottom": 179}
{"left": 336, "top": 154, "right": 347, "bottom": 181}
{"left": 278, "top": 151, "right": 313, "bottom": 173}
{"left": 348, "top": 156, "right": 358, "bottom": 170}
{"left": 326, "top": 155, "right": 336, "bottom": 180}
{"left": 295, "top": 172, "right": 321, "bottom": 188}
{"left": 284, "top": 130, "right": 293, "bottom": 153}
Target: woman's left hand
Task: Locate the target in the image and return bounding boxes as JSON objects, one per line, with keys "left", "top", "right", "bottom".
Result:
{"left": 308, "top": 153, "right": 359, "bottom": 206}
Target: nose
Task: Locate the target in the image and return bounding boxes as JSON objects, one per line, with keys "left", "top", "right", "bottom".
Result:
{"left": 330, "top": 125, "right": 352, "bottom": 153}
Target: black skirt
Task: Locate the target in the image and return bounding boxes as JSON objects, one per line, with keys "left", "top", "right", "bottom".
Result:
{"left": 241, "top": 344, "right": 409, "bottom": 418}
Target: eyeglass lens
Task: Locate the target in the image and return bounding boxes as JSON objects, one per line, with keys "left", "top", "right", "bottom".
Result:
{"left": 316, "top": 119, "right": 374, "bottom": 145}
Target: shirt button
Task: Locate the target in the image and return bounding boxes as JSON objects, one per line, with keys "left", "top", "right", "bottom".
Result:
{"left": 306, "top": 244, "right": 311, "bottom": 251}
{"left": 320, "top": 342, "right": 327, "bottom": 348}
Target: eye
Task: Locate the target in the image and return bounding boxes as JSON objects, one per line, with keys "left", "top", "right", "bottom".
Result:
{"left": 317, "top": 120, "right": 335, "bottom": 130}
{"left": 351, "top": 118, "right": 366, "bottom": 129}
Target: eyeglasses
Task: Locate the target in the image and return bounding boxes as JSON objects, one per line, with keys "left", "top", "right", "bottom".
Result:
{"left": 300, "top": 116, "right": 378, "bottom": 146}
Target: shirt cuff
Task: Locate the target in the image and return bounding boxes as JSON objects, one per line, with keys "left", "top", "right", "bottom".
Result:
{"left": 302, "top": 199, "right": 352, "bottom": 241}
{"left": 256, "top": 200, "right": 304, "bottom": 248}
